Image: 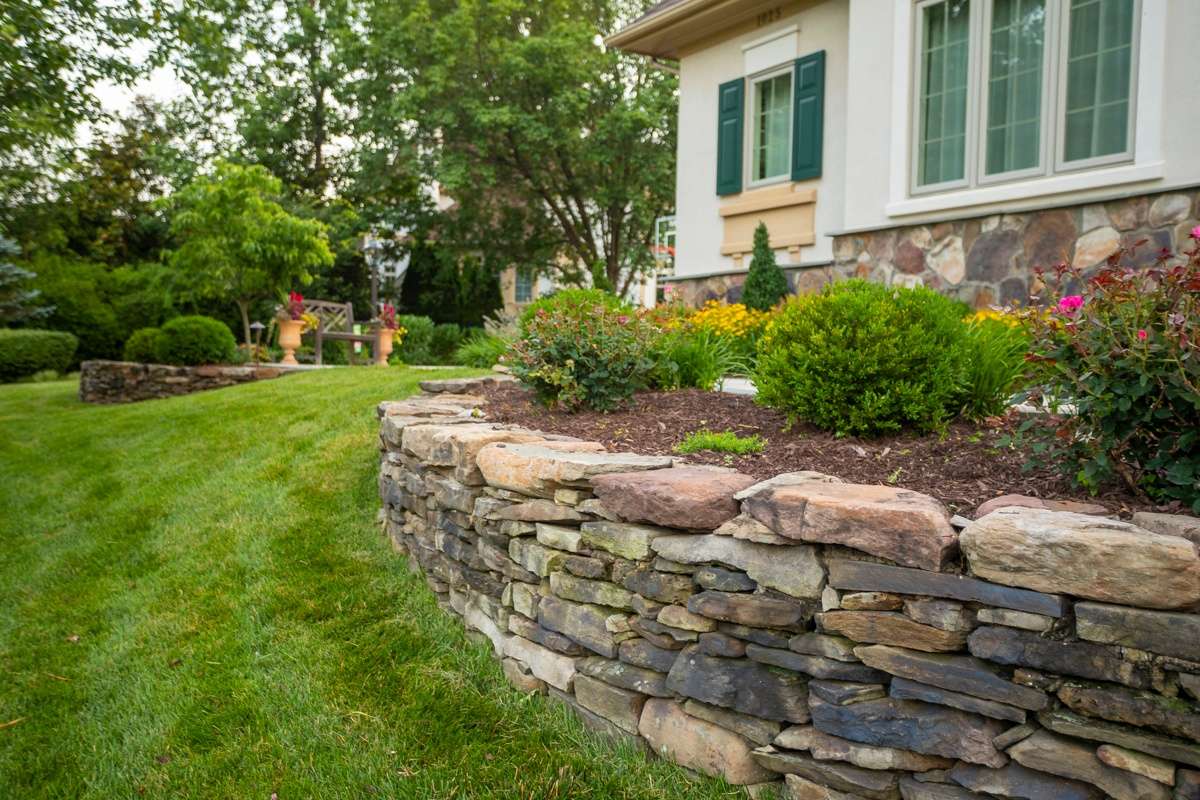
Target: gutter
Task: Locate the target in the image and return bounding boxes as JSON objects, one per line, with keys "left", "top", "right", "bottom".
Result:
{"left": 604, "top": 0, "right": 724, "bottom": 50}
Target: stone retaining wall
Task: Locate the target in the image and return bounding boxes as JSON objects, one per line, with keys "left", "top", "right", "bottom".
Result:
{"left": 378, "top": 376, "right": 1200, "bottom": 800}
{"left": 79, "top": 360, "right": 287, "bottom": 404}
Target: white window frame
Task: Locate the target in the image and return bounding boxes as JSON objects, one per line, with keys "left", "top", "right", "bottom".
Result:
{"left": 976, "top": 0, "right": 1058, "bottom": 185}
{"left": 744, "top": 64, "right": 795, "bottom": 189}
{"left": 903, "top": 0, "right": 1147, "bottom": 204}
{"left": 910, "top": 0, "right": 978, "bottom": 194}
{"left": 1052, "top": 0, "right": 1142, "bottom": 173}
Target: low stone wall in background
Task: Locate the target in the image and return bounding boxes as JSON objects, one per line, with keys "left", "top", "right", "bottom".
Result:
{"left": 663, "top": 187, "right": 1200, "bottom": 309}
{"left": 79, "top": 360, "right": 287, "bottom": 404}
{"left": 379, "top": 376, "right": 1200, "bottom": 799}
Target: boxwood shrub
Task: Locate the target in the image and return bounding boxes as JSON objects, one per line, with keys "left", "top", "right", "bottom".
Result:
{"left": 155, "top": 316, "right": 236, "bottom": 366}
{"left": 122, "top": 327, "right": 165, "bottom": 363}
{"left": 754, "top": 280, "right": 971, "bottom": 436}
{"left": 0, "top": 329, "right": 79, "bottom": 382}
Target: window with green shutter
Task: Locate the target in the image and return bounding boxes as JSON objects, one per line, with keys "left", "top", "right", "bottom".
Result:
{"left": 791, "top": 50, "right": 825, "bottom": 181}
{"left": 716, "top": 78, "right": 745, "bottom": 196}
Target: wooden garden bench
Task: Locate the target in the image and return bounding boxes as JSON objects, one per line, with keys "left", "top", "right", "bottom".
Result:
{"left": 302, "top": 299, "right": 377, "bottom": 365}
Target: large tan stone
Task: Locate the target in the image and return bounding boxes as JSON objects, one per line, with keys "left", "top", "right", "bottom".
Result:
{"left": 745, "top": 483, "right": 957, "bottom": 571}
{"left": 477, "top": 442, "right": 671, "bottom": 498}
{"left": 402, "top": 422, "right": 499, "bottom": 464}
{"left": 637, "top": 698, "right": 776, "bottom": 785}
{"left": 652, "top": 534, "right": 825, "bottom": 598}
{"left": 445, "top": 427, "right": 546, "bottom": 484}
{"left": 591, "top": 467, "right": 756, "bottom": 530}
{"left": 960, "top": 508, "right": 1200, "bottom": 609}
{"left": 1008, "top": 731, "right": 1171, "bottom": 800}
{"left": 502, "top": 635, "right": 577, "bottom": 692}
{"left": 775, "top": 725, "right": 954, "bottom": 772}
{"left": 1073, "top": 226, "right": 1121, "bottom": 268}
{"left": 819, "top": 611, "right": 967, "bottom": 653}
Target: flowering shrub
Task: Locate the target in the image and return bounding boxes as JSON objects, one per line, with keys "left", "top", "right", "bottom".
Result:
{"left": 686, "top": 300, "right": 771, "bottom": 365}
{"left": 1018, "top": 238, "right": 1200, "bottom": 509}
{"left": 518, "top": 288, "right": 630, "bottom": 334}
{"left": 283, "top": 291, "right": 305, "bottom": 320}
{"left": 754, "top": 280, "right": 972, "bottom": 436}
{"left": 509, "top": 302, "right": 659, "bottom": 411}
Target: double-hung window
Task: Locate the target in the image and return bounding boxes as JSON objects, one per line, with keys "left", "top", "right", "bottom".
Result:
{"left": 749, "top": 70, "right": 794, "bottom": 185}
{"left": 912, "top": 0, "right": 1138, "bottom": 194}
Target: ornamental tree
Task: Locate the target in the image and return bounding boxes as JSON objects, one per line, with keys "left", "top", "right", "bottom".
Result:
{"left": 0, "top": 237, "right": 51, "bottom": 324}
{"left": 163, "top": 162, "right": 333, "bottom": 344}
{"left": 742, "top": 222, "right": 789, "bottom": 311}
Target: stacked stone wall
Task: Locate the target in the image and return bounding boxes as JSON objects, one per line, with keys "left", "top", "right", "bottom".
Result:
{"left": 379, "top": 376, "right": 1200, "bottom": 799}
{"left": 663, "top": 188, "right": 1200, "bottom": 309}
{"left": 79, "top": 360, "right": 287, "bottom": 404}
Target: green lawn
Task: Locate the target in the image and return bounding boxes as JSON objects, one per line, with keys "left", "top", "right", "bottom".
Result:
{"left": 0, "top": 369, "right": 740, "bottom": 799}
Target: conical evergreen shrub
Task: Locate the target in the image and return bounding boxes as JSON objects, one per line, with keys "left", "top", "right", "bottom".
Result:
{"left": 741, "top": 222, "right": 789, "bottom": 311}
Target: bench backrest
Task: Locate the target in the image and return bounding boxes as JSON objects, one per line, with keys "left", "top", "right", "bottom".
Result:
{"left": 302, "top": 300, "right": 355, "bottom": 333}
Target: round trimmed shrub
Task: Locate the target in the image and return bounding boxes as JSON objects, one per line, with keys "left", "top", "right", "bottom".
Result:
{"left": 122, "top": 327, "right": 165, "bottom": 363}
{"left": 753, "top": 280, "right": 971, "bottom": 436}
{"left": 0, "top": 329, "right": 79, "bottom": 382}
{"left": 155, "top": 315, "right": 236, "bottom": 366}
{"left": 518, "top": 288, "right": 630, "bottom": 334}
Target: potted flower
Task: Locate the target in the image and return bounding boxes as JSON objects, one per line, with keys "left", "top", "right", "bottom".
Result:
{"left": 276, "top": 291, "right": 308, "bottom": 366}
{"left": 375, "top": 303, "right": 402, "bottom": 366}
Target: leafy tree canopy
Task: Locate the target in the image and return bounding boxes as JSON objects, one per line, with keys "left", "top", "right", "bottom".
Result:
{"left": 162, "top": 161, "right": 333, "bottom": 343}
{"left": 360, "top": 0, "right": 677, "bottom": 296}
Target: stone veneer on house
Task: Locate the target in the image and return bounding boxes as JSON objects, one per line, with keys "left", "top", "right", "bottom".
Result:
{"left": 662, "top": 188, "right": 1200, "bottom": 309}
{"left": 79, "top": 359, "right": 288, "bottom": 403}
{"left": 379, "top": 376, "right": 1200, "bottom": 799}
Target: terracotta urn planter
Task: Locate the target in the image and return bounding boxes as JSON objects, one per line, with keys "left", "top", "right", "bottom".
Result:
{"left": 376, "top": 327, "right": 395, "bottom": 366}
{"left": 278, "top": 318, "right": 304, "bottom": 366}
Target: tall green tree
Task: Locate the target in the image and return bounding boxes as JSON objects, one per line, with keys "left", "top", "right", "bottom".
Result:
{"left": 163, "top": 161, "right": 334, "bottom": 344}
{"left": 358, "top": 0, "right": 677, "bottom": 296}
{"left": 0, "top": 0, "right": 156, "bottom": 189}
{"left": 742, "top": 222, "right": 789, "bottom": 311}
{"left": 0, "top": 237, "right": 49, "bottom": 324}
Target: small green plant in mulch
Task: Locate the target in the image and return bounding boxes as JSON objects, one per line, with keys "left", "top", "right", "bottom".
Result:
{"left": 674, "top": 429, "right": 766, "bottom": 455}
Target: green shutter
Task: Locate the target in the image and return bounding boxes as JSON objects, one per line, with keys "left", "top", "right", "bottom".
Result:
{"left": 791, "top": 50, "right": 825, "bottom": 181}
{"left": 716, "top": 78, "right": 744, "bottom": 196}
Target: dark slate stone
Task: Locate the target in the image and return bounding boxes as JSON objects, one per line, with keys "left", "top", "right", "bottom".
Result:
{"left": 621, "top": 567, "right": 695, "bottom": 604}
{"left": 948, "top": 762, "right": 1103, "bottom": 800}
{"left": 889, "top": 677, "right": 1026, "bottom": 723}
{"left": 508, "top": 614, "right": 586, "bottom": 656}
{"left": 751, "top": 748, "right": 901, "bottom": 800}
{"left": 698, "top": 632, "right": 747, "bottom": 658}
{"left": 439, "top": 532, "right": 489, "bottom": 571}
{"left": 1058, "top": 683, "right": 1200, "bottom": 742}
{"left": 1022, "top": 209, "right": 1077, "bottom": 271}
{"left": 809, "top": 695, "right": 1008, "bottom": 768}
{"left": 1177, "top": 769, "right": 1200, "bottom": 800}
{"left": 627, "top": 617, "right": 690, "bottom": 650}
{"left": 1075, "top": 602, "right": 1200, "bottom": 662}
{"left": 687, "top": 590, "right": 807, "bottom": 629}
{"left": 899, "top": 777, "right": 987, "bottom": 800}
{"left": 717, "top": 622, "right": 792, "bottom": 649}
{"left": 1038, "top": 708, "right": 1200, "bottom": 769}
{"left": 578, "top": 656, "right": 671, "bottom": 697}
{"left": 618, "top": 638, "right": 679, "bottom": 673}
{"left": 695, "top": 565, "right": 758, "bottom": 592}
{"left": 828, "top": 560, "right": 1065, "bottom": 618}
{"left": 854, "top": 645, "right": 1047, "bottom": 710}
{"left": 967, "top": 626, "right": 1154, "bottom": 690}
{"left": 966, "top": 227, "right": 1020, "bottom": 282}
{"left": 809, "top": 680, "right": 887, "bottom": 706}
{"left": 1121, "top": 229, "right": 1173, "bottom": 268}
{"left": 746, "top": 644, "right": 887, "bottom": 682}
{"left": 561, "top": 553, "right": 608, "bottom": 580}
{"left": 665, "top": 645, "right": 810, "bottom": 722}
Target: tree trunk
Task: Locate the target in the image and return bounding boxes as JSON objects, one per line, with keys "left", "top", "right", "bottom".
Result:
{"left": 236, "top": 299, "right": 252, "bottom": 346}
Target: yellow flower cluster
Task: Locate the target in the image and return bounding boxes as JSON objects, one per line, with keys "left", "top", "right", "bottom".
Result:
{"left": 689, "top": 300, "right": 771, "bottom": 339}
{"left": 300, "top": 312, "right": 321, "bottom": 333}
{"left": 966, "top": 308, "right": 1023, "bottom": 327}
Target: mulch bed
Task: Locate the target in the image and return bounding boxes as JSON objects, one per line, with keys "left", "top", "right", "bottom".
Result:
{"left": 481, "top": 382, "right": 1158, "bottom": 517}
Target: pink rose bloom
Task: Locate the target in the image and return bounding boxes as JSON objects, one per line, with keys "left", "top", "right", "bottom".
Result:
{"left": 1056, "top": 295, "right": 1084, "bottom": 314}
{"left": 617, "top": 315, "right": 630, "bottom": 325}
{"left": 1191, "top": 225, "right": 1200, "bottom": 240}
{"left": 1137, "top": 329, "right": 1148, "bottom": 341}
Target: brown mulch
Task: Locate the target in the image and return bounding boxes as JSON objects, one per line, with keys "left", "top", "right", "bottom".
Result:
{"left": 481, "top": 382, "right": 1159, "bottom": 517}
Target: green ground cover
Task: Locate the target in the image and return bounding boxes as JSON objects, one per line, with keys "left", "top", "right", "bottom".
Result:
{"left": 0, "top": 369, "right": 740, "bottom": 799}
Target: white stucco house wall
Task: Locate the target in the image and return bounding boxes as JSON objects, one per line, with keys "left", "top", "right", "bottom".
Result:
{"left": 609, "top": 0, "right": 1200, "bottom": 307}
